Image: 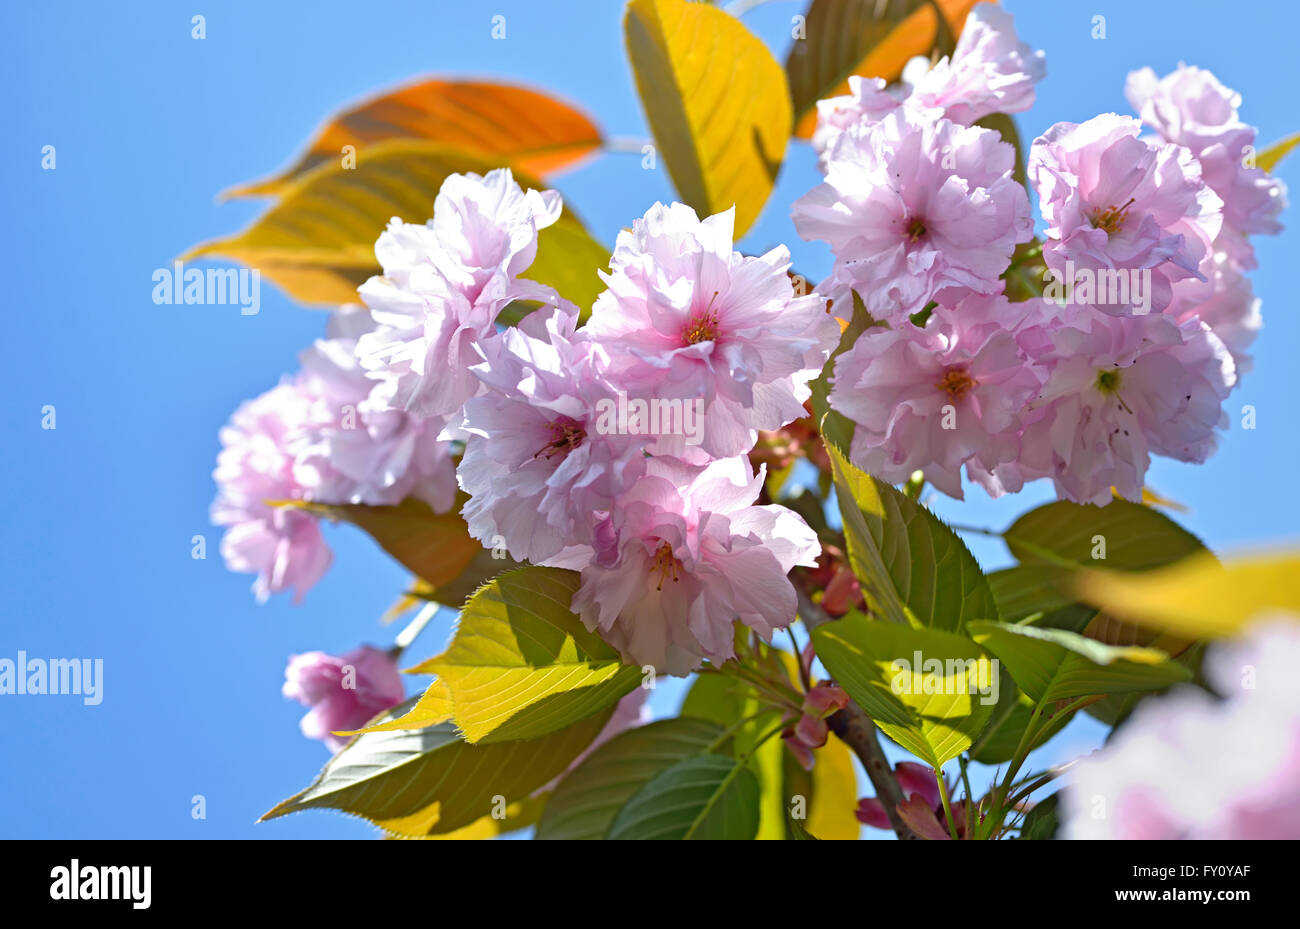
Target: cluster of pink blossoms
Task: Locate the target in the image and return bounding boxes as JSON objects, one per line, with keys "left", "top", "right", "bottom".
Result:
{"left": 211, "top": 307, "right": 457, "bottom": 602}
{"left": 793, "top": 3, "right": 1284, "bottom": 505}
{"left": 214, "top": 169, "right": 837, "bottom": 675}
{"left": 448, "top": 195, "right": 835, "bottom": 675}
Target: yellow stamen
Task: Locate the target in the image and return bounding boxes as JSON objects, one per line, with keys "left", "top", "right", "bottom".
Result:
{"left": 532, "top": 420, "right": 586, "bottom": 460}
{"left": 650, "top": 541, "right": 682, "bottom": 591}
{"left": 683, "top": 292, "right": 721, "bottom": 345}
{"left": 935, "top": 367, "right": 978, "bottom": 400}
{"left": 1089, "top": 197, "right": 1137, "bottom": 235}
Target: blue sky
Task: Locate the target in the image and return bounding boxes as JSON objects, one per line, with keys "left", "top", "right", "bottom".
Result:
{"left": 2, "top": 0, "right": 1296, "bottom": 839}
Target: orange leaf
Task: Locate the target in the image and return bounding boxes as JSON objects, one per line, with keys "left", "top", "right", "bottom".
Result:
{"left": 789, "top": 0, "right": 984, "bottom": 139}
{"left": 222, "top": 79, "right": 603, "bottom": 199}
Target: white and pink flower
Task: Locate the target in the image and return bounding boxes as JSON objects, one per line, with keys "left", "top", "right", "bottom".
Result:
{"left": 571, "top": 457, "right": 821, "bottom": 676}
{"left": 356, "top": 168, "right": 572, "bottom": 419}
{"left": 795, "top": 109, "right": 1033, "bottom": 321}
{"left": 830, "top": 292, "right": 1045, "bottom": 499}
{"left": 1029, "top": 114, "right": 1223, "bottom": 315}
{"left": 585, "top": 202, "right": 838, "bottom": 459}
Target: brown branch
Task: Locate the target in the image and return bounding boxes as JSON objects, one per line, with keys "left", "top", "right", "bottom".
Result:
{"left": 795, "top": 584, "right": 916, "bottom": 840}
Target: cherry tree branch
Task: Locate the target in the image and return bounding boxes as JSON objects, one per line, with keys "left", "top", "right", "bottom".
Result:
{"left": 795, "top": 584, "right": 916, "bottom": 840}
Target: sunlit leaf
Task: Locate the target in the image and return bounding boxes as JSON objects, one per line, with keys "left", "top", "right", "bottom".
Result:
{"left": 412, "top": 567, "right": 642, "bottom": 744}
{"left": 276, "top": 497, "right": 483, "bottom": 589}
{"left": 624, "top": 0, "right": 792, "bottom": 236}
{"left": 1257, "top": 131, "right": 1300, "bottom": 173}
{"left": 812, "top": 610, "right": 998, "bottom": 768}
{"left": 262, "top": 698, "right": 612, "bottom": 836}
{"left": 185, "top": 140, "right": 609, "bottom": 311}
{"left": 344, "top": 678, "right": 454, "bottom": 735}
{"left": 786, "top": 0, "right": 981, "bottom": 138}
{"left": 968, "top": 621, "right": 1191, "bottom": 704}
{"left": 222, "top": 79, "right": 602, "bottom": 199}
{"left": 828, "top": 443, "right": 997, "bottom": 632}
{"left": 1074, "top": 552, "right": 1300, "bottom": 641}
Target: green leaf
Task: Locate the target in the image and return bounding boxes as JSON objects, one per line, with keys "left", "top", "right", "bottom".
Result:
{"left": 809, "top": 289, "right": 881, "bottom": 457}
{"left": 261, "top": 699, "right": 612, "bottom": 837}
{"left": 607, "top": 753, "right": 761, "bottom": 840}
{"left": 987, "top": 564, "right": 1096, "bottom": 631}
{"left": 624, "top": 0, "right": 792, "bottom": 236}
{"left": 969, "top": 691, "right": 1034, "bottom": 765}
{"left": 413, "top": 567, "right": 642, "bottom": 744}
{"left": 536, "top": 717, "right": 726, "bottom": 840}
{"left": 185, "top": 140, "right": 609, "bottom": 312}
{"left": 277, "top": 497, "right": 484, "bottom": 589}
{"left": 828, "top": 442, "right": 997, "bottom": 632}
{"left": 811, "top": 610, "right": 998, "bottom": 768}
{"left": 786, "top": 0, "right": 981, "bottom": 137}
{"left": 422, "top": 548, "right": 524, "bottom": 611}
{"left": 1258, "top": 131, "right": 1300, "bottom": 173}
{"left": 1002, "top": 498, "right": 1206, "bottom": 571}
{"left": 1019, "top": 792, "right": 1060, "bottom": 840}
{"left": 968, "top": 621, "right": 1191, "bottom": 705}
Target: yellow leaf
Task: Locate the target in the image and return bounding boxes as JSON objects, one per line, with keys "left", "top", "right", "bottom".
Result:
{"left": 184, "top": 140, "right": 610, "bottom": 311}
{"left": 222, "top": 79, "right": 602, "bottom": 199}
{"left": 1257, "top": 131, "right": 1300, "bottom": 173}
{"left": 341, "top": 678, "right": 455, "bottom": 736}
{"left": 624, "top": 0, "right": 792, "bottom": 237}
{"left": 807, "top": 735, "right": 861, "bottom": 840}
{"left": 276, "top": 497, "right": 483, "bottom": 589}
{"left": 382, "top": 578, "right": 435, "bottom": 625}
{"left": 1075, "top": 551, "right": 1300, "bottom": 640}
{"left": 788, "top": 0, "right": 983, "bottom": 138}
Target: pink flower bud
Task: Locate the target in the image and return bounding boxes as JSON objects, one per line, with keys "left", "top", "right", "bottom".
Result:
{"left": 820, "top": 567, "right": 862, "bottom": 617}
{"left": 282, "top": 645, "right": 406, "bottom": 751}
{"left": 801, "top": 683, "right": 849, "bottom": 718}
{"left": 782, "top": 729, "right": 816, "bottom": 771}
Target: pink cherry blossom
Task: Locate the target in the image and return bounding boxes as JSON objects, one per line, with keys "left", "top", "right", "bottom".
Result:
{"left": 812, "top": 3, "right": 1044, "bottom": 157}
{"left": 794, "top": 109, "right": 1032, "bottom": 321}
{"left": 811, "top": 75, "right": 905, "bottom": 162}
{"left": 1126, "top": 64, "right": 1286, "bottom": 257}
{"left": 293, "top": 307, "right": 457, "bottom": 511}
{"left": 212, "top": 379, "right": 333, "bottom": 603}
{"left": 974, "top": 303, "right": 1235, "bottom": 505}
{"left": 1064, "top": 617, "right": 1300, "bottom": 839}
{"left": 570, "top": 457, "right": 821, "bottom": 676}
{"left": 904, "top": 2, "right": 1045, "bottom": 124}
{"left": 1166, "top": 250, "right": 1261, "bottom": 374}
{"left": 282, "top": 645, "right": 407, "bottom": 752}
{"left": 356, "top": 168, "right": 571, "bottom": 419}
{"left": 584, "top": 203, "right": 839, "bottom": 459}
{"left": 454, "top": 309, "right": 648, "bottom": 564}
{"left": 1029, "top": 114, "right": 1223, "bottom": 315}
{"left": 830, "top": 292, "right": 1045, "bottom": 499}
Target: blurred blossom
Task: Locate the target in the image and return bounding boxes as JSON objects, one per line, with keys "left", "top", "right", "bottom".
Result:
{"left": 1064, "top": 617, "right": 1300, "bottom": 839}
{"left": 282, "top": 646, "right": 406, "bottom": 752}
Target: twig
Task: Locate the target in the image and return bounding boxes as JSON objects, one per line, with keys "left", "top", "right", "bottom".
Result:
{"left": 796, "top": 585, "right": 917, "bottom": 839}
